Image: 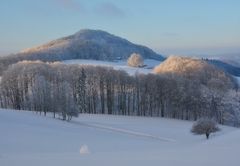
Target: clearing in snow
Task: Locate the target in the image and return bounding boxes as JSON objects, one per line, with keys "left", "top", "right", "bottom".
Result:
{"left": 63, "top": 59, "right": 161, "bottom": 75}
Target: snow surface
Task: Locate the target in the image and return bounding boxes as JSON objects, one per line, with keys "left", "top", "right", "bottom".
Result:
{"left": 0, "top": 109, "right": 240, "bottom": 166}
{"left": 235, "top": 76, "right": 240, "bottom": 85}
{"left": 63, "top": 59, "right": 161, "bottom": 75}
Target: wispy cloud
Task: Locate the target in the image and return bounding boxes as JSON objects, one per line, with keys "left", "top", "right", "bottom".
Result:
{"left": 51, "top": 1, "right": 125, "bottom": 18}
{"left": 94, "top": 2, "right": 125, "bottom": 18}
{"left": 53, "top": 0, "right": 85, "bottom": 12}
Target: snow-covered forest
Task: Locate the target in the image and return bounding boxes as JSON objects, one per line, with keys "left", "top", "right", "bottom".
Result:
{"left": 1, "top": 61, "right": 239, "bottom": 126}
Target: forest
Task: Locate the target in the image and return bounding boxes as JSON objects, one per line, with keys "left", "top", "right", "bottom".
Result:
{"left": 0, "top": 61, "right": 239, "bottom": 125}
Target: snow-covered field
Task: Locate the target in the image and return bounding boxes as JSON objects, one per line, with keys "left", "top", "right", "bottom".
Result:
{"left": 1, "top": 109, "right": 240, "bottom": 166}
{"left": 63, "top": 59, "right": 161, "bottom": 75}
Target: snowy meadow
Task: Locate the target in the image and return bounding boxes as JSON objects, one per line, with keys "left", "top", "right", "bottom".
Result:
{"left": 0, "top": 58, "right": 240, "bottom": 166}
{"left": 1, "top": 109, "right": 240, "bottom": 166}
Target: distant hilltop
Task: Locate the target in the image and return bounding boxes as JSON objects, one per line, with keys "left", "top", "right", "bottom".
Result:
{"left": 0, "top": 29, "right": 164, "bottom": 74}
{"left": 20, "top": 29, "right": 164, "bottom": 61}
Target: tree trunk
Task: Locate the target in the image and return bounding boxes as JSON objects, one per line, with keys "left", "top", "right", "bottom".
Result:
{"left": 206, "top": 133, "right": 210, "bottom": 139}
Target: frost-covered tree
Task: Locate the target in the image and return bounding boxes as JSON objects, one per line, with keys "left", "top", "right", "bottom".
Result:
{"left": 0, "top": 60, "right": 239, "bottom": 125}
{"left": 127, "top": 53, "right": 144, "bottom": 67}
{"left": 30, "top": 76, "right": 51, "bottom": 116}
{"left": 60, "top": 81, "right": 78, "bottom": 121}
{"left": 221, "top": 90, "right": 240, "bottom": 126}
{"left": 191, "top": 118, "right": 220, "bottom": 139}
{"left": 77, "top": 68, "right": 87, "bottom": 113}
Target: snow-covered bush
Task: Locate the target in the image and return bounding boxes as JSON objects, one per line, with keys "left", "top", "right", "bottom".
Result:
{"left": 127, "top": 53, "right": 144, "bottom": 67}
{"left": 191, "top": 118, "right": 220, "bottom": 139}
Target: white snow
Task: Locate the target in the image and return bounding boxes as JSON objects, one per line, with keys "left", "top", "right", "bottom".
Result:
{"left": 79, "top": 145, "right": 90, "bottom": 155}
{"left": 235, "top": 76, "right": 240, "bottom": 85}
{"left": 63, "top": 59, "right": 161, "bottom": 75}
{"left": 0, "top": 109, "right": 240, "bottom": 166}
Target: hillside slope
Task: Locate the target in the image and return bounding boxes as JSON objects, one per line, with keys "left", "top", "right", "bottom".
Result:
{"left": 205, "top": 59, "right": 240, "bottom": 77}
{"left": 21, "top": 29, "right": 164, "bottom": 60}
{"left": 0, "top": 109, "right": 239, "bottom": 166}
{"left": 0, "top": 29, "right": 164, "bottom": 74}
{"left": 154, "top": 56, "right": 237, "bottom": 89}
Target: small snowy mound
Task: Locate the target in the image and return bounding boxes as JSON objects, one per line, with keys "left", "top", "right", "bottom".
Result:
{"left": 80, "top": 145, "right": 90, "bottom": 155}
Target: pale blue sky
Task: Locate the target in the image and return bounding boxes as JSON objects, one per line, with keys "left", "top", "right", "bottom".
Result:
{"left": 0, "top": 0, "right": 239, "bottom": 56}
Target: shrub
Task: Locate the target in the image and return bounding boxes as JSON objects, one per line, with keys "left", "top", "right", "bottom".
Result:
{"left": 127, "top": 53, "right": 144, "bottom": 67}
{"left": 191, "top": 118, "right": 220, "bottom": 139}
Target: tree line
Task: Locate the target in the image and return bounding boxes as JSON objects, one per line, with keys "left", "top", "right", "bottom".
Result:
{"left": 0, "top": 61, "right": 239, "bottom": 125}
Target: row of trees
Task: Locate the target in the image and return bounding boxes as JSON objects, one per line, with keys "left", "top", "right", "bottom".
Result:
{"left": 0, "top": 61, "right": 239, "bottom": 125}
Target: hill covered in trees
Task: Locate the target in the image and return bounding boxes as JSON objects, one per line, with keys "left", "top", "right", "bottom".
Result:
{"left": 0, "top": 29, "right": 164, "bottom": 75}
{"left": 154, "top": 56, "right": 237, "bottom": 90}
{"left": 205, "top": 59, "right": 240, "bottom": 77}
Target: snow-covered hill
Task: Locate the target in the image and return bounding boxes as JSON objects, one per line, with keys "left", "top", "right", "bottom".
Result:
{"left": 208, "top": 53, "right": 240, "bottom": 67}
{"left": 63, "top": 59, "right": 161, "bottom": 75}
{"left": 0, "top": 29, "right": 164, "bottom": 75}
{"left": 0, "top": 109, "right": 239, "bottom": 166}
{"left": 19, "top": 29, "right": 164, "bottom": 61}
{"left": 154, "top": 56, "right": 236, "bottom": 89}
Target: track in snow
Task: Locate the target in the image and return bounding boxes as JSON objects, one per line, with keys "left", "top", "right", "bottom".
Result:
{"left": 72, "top": 121, "right": 176, "bottom": 142}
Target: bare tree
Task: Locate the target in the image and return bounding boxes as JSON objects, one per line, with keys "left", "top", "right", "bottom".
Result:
{"left": 191, "top": 118, "right": 220, "bottom": 139}
{"left": 127, "top": 53, "right": 144, "bottom": 67}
